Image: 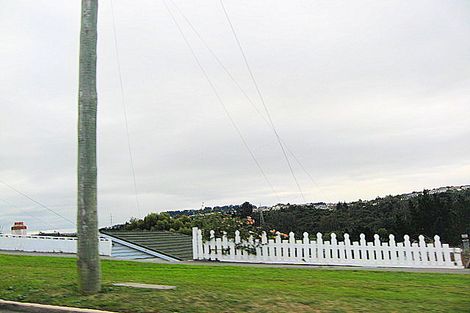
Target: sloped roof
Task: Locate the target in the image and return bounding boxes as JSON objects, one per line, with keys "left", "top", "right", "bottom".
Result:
{"left": 111, "top": 241, "right": 157, "bottom": 260}
{"left": 102, "top": 231, "right": 193, "bottom": 261}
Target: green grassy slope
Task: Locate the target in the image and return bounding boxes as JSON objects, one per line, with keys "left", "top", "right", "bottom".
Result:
{"left": 0, "top": 254, "right": 468, "bottom": 313}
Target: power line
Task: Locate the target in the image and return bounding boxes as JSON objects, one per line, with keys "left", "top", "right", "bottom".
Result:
{"left": 110, "top": 0, "right": 141, "bottom": 218}
{"left": 161, "top": 0, "right": 281, "bottom": 202}
{"left": 0, "top": 180, "right": 75, "bottom": 226}
{"left": 219, "top": 0, "right": 306, "bottom": 202}
{"left": 168, "top": 0, "right": 261, "bottom": 117}
{"left": 0, "top": 197, "right": 56, "bottom": 230}
{"left": 168, "top": 0, "right": 329, "bottom": 203}
{"left": 283, "top": 143, "right": 332, "bottom": 203}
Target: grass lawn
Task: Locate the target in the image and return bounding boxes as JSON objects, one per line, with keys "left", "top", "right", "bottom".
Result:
{"left": 0, "top": 254, "right": 469, "bottom": 313}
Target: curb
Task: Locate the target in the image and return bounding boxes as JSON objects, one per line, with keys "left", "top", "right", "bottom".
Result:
{"left": 0, "top": 299, "right": 117, "bottom": 313}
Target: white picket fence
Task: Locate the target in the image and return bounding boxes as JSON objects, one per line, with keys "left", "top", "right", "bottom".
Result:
{"left": 192, "top": 227, "right": 464, "bottom": 269}
{"left": 0, "top": 234, "right": 112, "bottom": 256}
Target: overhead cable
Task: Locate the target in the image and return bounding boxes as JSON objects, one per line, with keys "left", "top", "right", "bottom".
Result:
{"left": 0, "top": 180, "right": 75, "bottom": 226}
{"left": 161, "top": 0, "right": 281, "bottom": 202}
{"left": 168, "top": 0, "right": 330, "bottom": 202}
{"left": 0, "top": 197, "right": 57, "bottom": 230}
{"left": 110, "top": 0, "right": 141, "bottom": 217}
{"left": 219, "top": 0, "right": 306, "bottom": 202}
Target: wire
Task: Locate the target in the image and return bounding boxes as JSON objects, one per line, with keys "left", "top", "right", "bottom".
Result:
{"left": 283, "top": 143, "right": 332, "bottom": 203}
{"left": 168, "top": 0, "right": 329, "bottom": 203}
{"left": 167, "top": 0, "right": 266, "bottom": 120}
{"left": 161, "top": 0, "right": 281, "bottom": 202}
{"left": 219, "top": 0, "right": 306, "bottom": 202}
{"left": 0, "top": 197, "right": 57, "bottom": 230}
{"left": 110, "top": 0, "right": 141, "bottom": 218}
{"left": 0, "top": 180, "right": 75, "bottom": 226}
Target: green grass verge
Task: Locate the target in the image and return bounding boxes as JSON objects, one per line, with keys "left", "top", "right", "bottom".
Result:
{"left": 0, "top": 254, "right": 468, "bottom": 313}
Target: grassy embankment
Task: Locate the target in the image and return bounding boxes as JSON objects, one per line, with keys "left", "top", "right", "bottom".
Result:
{"left": 0, "top": 254, "right": 468, "bottom": 313}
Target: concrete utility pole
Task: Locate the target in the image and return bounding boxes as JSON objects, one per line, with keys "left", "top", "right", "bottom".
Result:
{"left": 77, "top": 0, "right": 101, "bottom": 294}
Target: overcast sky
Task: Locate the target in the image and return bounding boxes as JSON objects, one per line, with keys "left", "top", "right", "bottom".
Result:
{"left": 1, "top": 0, "right": 469, "bottom": 232}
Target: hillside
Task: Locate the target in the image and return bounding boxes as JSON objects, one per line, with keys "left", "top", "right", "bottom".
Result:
{"left": 105, "top": 185, "right": 470, "bottom": 246}
{"left": 254, "top": 186, "right": 470, "bottom": 246}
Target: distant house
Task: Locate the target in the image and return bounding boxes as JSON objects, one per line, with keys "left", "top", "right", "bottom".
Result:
{"left": 271, "top": 204, "right": 290, "bottom": 211}
{"left": 253, "top": 206, "right": 269, "bottom": 212}
{"left": 11, "top": 221, "right": 27, "bottom": 235}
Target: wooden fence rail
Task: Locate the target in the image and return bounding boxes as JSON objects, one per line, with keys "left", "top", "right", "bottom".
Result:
{"left": 192, "top": 227, "right": 463, "bottom": 269}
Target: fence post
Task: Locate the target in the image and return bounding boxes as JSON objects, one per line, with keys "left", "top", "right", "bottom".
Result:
{"left": 303, "top": 232, "right": 310, "bottom": 262}
{"left": 411, "top": 240, "right": 420, "bottom": 267}
{"left": 317, "top": 233, "right": 323, "bottom": 264}
{"left": 215, "top": 236, "right": 223, "bottom": 261}
{"left": 248, "top": 235, "right": 255, "bottom": 262}
{"left": 192, "top": 227, "right": 199, "bottom": 260}
{"left": 359, "top": 234, "right": 367, "bottom": 264}
{"left": 434, "top": 235, "right": 444, "bottom": 266}
{"left": 403, "top": 235, "right": 412, "bottom": 266}
{"left": 453, "top": 248, "right": 464, "bottom": 268}
{"left": 267, "top": 235, "right": 275, "bottom": 262}
{"left": 261, "top": 231, "right": 268, "bottom": 261}
{"left": 418, "top": 235, "right": 427, "bottom": 266}
{"left": 388, "top": 234, "right": 396, "bottom": 266}
{"left": 209, "top": 230, "right": 215, "bottom": 260}
{"left": 373, "top": 234, "right": 382, "bottom": 266}
{"left": 344, "top": 233, "right": 352, "bottom": 265}
{"left": 331, "top": 233, "right": 338, "bottom": 261}
{"left": 275, "top": 232, "right": 282, "bottom": 260}
{"left": 235, "top": 230, "right": 240, "bottom": 244}
{"left": 288, "top": 232, "right": 295, "bottom": 262}
{"left": 222, "top": 231, "right": 229, "bottom": 260}
{"left": 234, "top": 230, "right": 241, "bottom": 261}
{"left": 442, "top": 243, "right": 454, "bottom": 267}
{"left": 338, "top": 236, "right": 346, "bottom": 262}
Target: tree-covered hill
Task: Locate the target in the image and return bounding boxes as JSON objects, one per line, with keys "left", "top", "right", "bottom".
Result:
{"left": 256, "top": 188, "right": 470, "bottom": 245}
{"left": 103, "top": 187, "right": 470, "bottom": 246}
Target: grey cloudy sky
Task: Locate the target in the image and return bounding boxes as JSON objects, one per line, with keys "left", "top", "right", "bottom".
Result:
{"left": 1, "top": 0, "right": 469, "bottom": 232}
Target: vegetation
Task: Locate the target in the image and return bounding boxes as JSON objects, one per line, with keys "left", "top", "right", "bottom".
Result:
{"left": 257, "top": 189, "right": 470, "bottom": 245}
{"left": 104, "top": 208, "right": 260, "bottom": 240}
{"left": 105, "top": 189, "right": 470, "bottom": 246}
{"left": 0, "top": 254, "right": 468, "bottom": 313}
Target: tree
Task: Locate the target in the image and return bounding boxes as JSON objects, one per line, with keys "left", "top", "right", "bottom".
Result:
{"left": 77, "top": 0, "right": 100, "bottom": 294}
{"left": 239, "top": 202, "right": 254, "bottom": 218}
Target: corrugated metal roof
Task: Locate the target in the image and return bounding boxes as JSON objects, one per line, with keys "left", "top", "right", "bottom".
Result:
{"left": 111, "top": 241, "right": 156, "bottom": 260}
{"left": 102, "top": 231, "right": 193, "bottom": 261}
